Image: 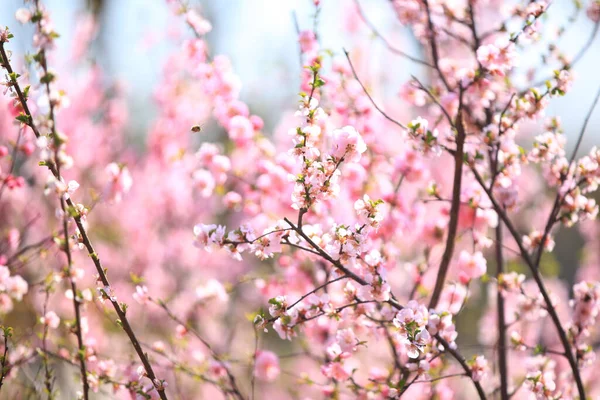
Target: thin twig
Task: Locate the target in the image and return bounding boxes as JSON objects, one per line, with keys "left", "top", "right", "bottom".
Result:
{"left": 353, "top": 0, "right": 433, "bottom": 68}
{"left": 0, "top": 327, "right": 11, "bottom": 390}
{"left": 343, "top": 49, "right": 407, "bottom": 130}
{"left": 436, "top": 335, "right": 487, "bottom": 399}
{"left": 155, "top": 300, "right": 245, "bottom": 400}
{"left": 569, "top": 83, "right": 600, "bottom": 164}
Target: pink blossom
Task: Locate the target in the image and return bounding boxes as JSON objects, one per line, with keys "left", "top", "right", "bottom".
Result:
{"left": 354, "top": 194, "right": 384, "bottom": 228}
{"left": 476, "top": 39, "right": 517, "bottom": 76}
{"left": 5, "top": 275, "right": 28, "bottom": 301}
{"left": 196, "top": 279, "right": 228, "bottom": 305}
{"left": 321, "top": 361, "right": 351, "bottom": 381}
{"left": 330, "top": 126, "right": 367, "bottom": 162}
{"left": 193, "top": 224, "right": 226, "bottom": 251}
{"left": 254, "top": 350, "right": 280, "bottom": 382}
{"left": 587, "top": 0, "right": 600, "bottom": 22}
{"left": 175, "top": 324, "right": 187, "bottom": 339}
{"left": 15, "top": 8, "right": 32, "bottom": 24}
{"left": 104, "top": 163, "right": 132, "bottom": 204}
{"left": 132, "top": 285, "right": 150, "bottom": 305}
{"left": 0, "top": 294, "right": 13, "bottom": 314}
{"left": 457, "top": 251, "right": 487, "bottom": 282}
{"left": 298, "top": 30, "right": 318, "bottom": 54}
{"left": 336, "top": 328, "right": 357, "bottom": 353}
{"left": 470, "top": 355, "right": 488, "bottom": 382}
{"left": 40, "top": 311, "right": 60, "bottom": 329}
{"left": 523, "top": 230, "right": 555, "bottom": 252}
{"left": 408, "top": 359, "right": 430, "bottom": 376}
{"left": 192, "top": 169, "right": 215, "bottom": 198}
{"left": 223, "top": 191, "right": 242, "bottom": 209}
{"left": 185, "top": 10, "right": 212, "bottom": 35}
{"left": 273, "top": 319, "right": 296, "bottom": 341}
{"left": 152, "top": 341, "right": 166, "bottom": 353}
{"left": 228, "top": 115, "right": 255, "bottom": 147}
{"left": 0, "top": 266, "right": 10, "bottom": 287}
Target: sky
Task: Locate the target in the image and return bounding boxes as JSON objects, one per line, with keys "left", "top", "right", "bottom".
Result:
{"left": 0, "top": 0, "right": 599, "bottom": 152}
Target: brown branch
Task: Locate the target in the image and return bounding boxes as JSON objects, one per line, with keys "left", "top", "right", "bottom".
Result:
{"left": 428, "top": 109, "right": 466, "bottom": 309}
{"left": 495, "top": 223, "right": 508, "bottom": 400}
{"left": 422, "top": 0, "right": 451, "bottom": 91}
{"left": 283, "top": 217, "right": 369, "bottom": 286}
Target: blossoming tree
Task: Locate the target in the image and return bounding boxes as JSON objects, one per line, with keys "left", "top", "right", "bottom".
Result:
{"left": 1, "top": 0, "right": 600, "bottom": 399}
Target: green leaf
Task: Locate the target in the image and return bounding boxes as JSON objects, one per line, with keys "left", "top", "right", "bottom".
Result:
{"left": 15, "top": 114, "right": 31, "bottom": 124}
{"left": 130, "top": 272, "right": 145, "bottom": 285}
{"left": 40, "top": 72, "right": 55, "bottom": 84}
{"left": 313, "top": 77, "right": 326, "bottom": 88}
{"left": 534, "top": 344, "right": 544, "bottom": 355}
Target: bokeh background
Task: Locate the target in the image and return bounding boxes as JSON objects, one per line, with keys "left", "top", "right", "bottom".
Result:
{"left": 1, "top": 1, "right": 600, "bottom": 398}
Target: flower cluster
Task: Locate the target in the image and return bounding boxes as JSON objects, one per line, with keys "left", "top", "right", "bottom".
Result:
{"left": 290, "top": 91, "right": 367, "bottom": 211}
{"left": 476, "top": 39, "right": 518, "bottom": 77}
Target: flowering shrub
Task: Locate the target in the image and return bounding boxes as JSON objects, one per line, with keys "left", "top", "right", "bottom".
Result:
{"left": 0, "top": 0, "right": 600, "bottom": 399}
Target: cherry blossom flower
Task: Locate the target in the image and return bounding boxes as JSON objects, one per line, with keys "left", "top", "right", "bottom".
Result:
{"left": 254, "top": 350, "right": 280, "bottom": 382}
{"left": 457, "top": 251, "right": 487, "bottom": 282}
{"left": 40, "top": 311, "right": 60, "bottom": 329}
{"left": 104, "top": 162, "right": 132, "bottom": 204}
{"left": 470, "top": 355, "right": 488, "bottom": 382}
{"left": 330, "top": 126, "right": 367, "bottom": 162}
